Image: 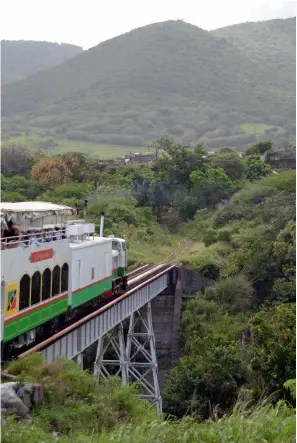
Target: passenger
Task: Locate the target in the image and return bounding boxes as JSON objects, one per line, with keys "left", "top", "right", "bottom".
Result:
{"left": 20, "top": 234, "right": 30, "bottom": 248}
{"left": 3, "top": 221, "right": 19, "bottom": 247}
{"left": 1, "top": 229, "right": 7, "bottom": 250}
{"left": 54, "top": 227, "right": 62, "bottom": 241}
{"left": 44, "top": 229, "right": 53, "bottom": 243}
{"left": 30, "top": 232, "right": 42, "bottom": 247}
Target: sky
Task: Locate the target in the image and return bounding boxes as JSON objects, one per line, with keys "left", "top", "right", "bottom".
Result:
{"left": 0, "top": 0, "right": 295, "bottom": 49}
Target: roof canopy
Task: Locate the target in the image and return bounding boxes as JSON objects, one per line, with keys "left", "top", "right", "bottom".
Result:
{"left": 0, "top": 202, "right": 76, "bottom": 221}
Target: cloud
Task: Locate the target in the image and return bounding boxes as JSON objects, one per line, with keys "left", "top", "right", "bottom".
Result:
{"left": 248, "top": 1, "right": 296, "bottom": 21}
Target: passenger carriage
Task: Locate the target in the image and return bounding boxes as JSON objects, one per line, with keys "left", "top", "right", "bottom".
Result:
{"left": 0, "top": 202, "right": 128, "bottom": 358}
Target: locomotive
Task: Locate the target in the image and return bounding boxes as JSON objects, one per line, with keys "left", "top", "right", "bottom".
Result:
{"left": 0, "top": 202, "right": 128, "bottom": 358}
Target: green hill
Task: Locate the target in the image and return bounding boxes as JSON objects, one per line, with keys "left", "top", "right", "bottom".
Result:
{"left": 2, "top": 19, "right": 295, "bottom": 152}
{"left": 1, "top": 40, "right": 83, "bottom": 84}
{"left": 212, "top": 17, "right": 296, "bottom": 91}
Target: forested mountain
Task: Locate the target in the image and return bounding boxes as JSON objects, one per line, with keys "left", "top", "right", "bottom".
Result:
{"left": 212, "top": 17, "right": 296, "bottom": 90}
{"left": 2, "top": 19, "right": 295, "bottom": 150}
{"left": 1, "top": 40, "right": 83, "bottom": 84}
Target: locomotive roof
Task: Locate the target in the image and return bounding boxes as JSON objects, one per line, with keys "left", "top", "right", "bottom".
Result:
{"left": 69, "top": 236, "right": 112, "bottom": 249}
{"left": 0, "top": 202, "right": 76, "bottom": 220}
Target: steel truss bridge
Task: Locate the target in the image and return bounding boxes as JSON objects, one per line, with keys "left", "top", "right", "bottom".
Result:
{"left": 19, "top": 265, "right": 179, "bottom": 414}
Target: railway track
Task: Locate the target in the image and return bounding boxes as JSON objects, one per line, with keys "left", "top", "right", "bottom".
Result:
{"left": 165, "top": 240, "right": 188, "bottom": 264}
{"left": 18, "top": 264, "right": 175, "bottom": 360}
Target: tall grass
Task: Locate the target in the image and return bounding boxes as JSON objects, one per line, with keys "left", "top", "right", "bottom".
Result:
{"left": 2, "top": 355, "right": 295, "bottom": 443}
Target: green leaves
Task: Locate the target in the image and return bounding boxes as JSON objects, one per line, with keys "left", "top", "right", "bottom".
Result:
{"left": 245, "top": 155, "right": 271, "bottom": 181}
{"left": 212, "top": 152, "right": 246, "bottom": 180}
{"left": 250, "top": 304, "right": 296, "bottom": 392}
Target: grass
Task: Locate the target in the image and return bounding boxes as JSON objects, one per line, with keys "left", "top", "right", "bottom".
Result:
{"left": 3, "top": 133, "right": 149, "bottom": 159}
{"left": 2, "top": 354, "right": 296, "bottom": 443}
{"left": 238, "top": 123, "right": 275, "bottom": 135}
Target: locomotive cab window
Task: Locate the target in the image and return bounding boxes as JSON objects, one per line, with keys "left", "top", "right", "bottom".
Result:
{"left": 19, "top": 274, "right": 30, "bottom": 310}
{"left": 42, "top": 268, "right": 51, "bottom": 301}
{"left": 61, "top": 263, "right": 69, "bottom": 292}
{"left": 31, "top": 271, "right": 41, "bottom": 305}
{"left": 112, "top": 241, "right": 121, "bottom": 251}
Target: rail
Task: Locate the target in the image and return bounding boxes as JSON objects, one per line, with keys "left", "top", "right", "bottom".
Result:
{"left": 18, "top": 264, "right": 175, "bottom": 359}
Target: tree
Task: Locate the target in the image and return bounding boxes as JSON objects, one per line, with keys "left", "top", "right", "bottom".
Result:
{"left": 1, "top": 174, "right": 40, "bottom": 199}
{"left": 250, "top": 303, "right": 296, "bottom": 393}
{"left": 147, "top": 137, "right": 174, "bottom": 157}
{"left": 245, "top": 141, "right": 272, "bottom": 156}
{"left": 40, "top": 182, "right": 93, "bottom": 202}
{"left": 212, "top": 152, "right": 246, "bottom": 180}
{"left": 271, "top": 221, "right": 296, "bottom": 303}
{"left": 60, "top": 152, "right": 88, "bottom": 182}
{"left": 163, "top": 297, "right": 247, "bottom": 418}
{"left": 32, "top": 157, "right": 71, "bottom": 188}
{"left": 245, "top": 155, "right": 271, "bottom": 181}
{"left": 253, "top": 141, "right": 273, "bottom": 154}
{"left": 190, "top": 167, "right": 233, "bottom": 208}
{"left": 153, "top": 141, "right": 208, "bottom": 190}
{"left": 244, "top": 145, "right": 260, "bottom": 156}
{"left": 204, "top": 274, "right": 254, "bottom": 313}
{"left": 172, "top": 186, "right": 199, "bottom": 220}
{"left": 1, "top": 144, "right": 31, "bottom": 174}
{"left": 219, "top": 147, "right": 234, "bottom": 153}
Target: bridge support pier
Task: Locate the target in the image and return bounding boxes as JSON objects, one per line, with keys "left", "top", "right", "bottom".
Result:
{"left": 93, "top": 301, "right": 162, "bottom": 415}
{"left": 93, "top": 322, "right": 128, "bottom": 384}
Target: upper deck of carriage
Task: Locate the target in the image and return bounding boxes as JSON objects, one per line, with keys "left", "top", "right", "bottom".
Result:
{"left": 0, "top": 201, "right": 123, "bottom": 255}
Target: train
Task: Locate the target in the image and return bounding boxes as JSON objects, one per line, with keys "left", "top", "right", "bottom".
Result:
{"left": 0, "top": 202, "right": 128, "bottom": 359}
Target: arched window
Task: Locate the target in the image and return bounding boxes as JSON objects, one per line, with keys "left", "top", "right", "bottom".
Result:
{"left": 52, "top": 265, "right": 61, "bottom": 297}
{"left": 31, "top": 271, "right": 41, "bottom": 305}
{"left": 61, "top": 263, "right": 69, "bottom": 292}
{"left": 19, "top": 274, "right": 30, "bottom": 310}
{"left": 42, "top": 268, "right": 51, "bottom": 301}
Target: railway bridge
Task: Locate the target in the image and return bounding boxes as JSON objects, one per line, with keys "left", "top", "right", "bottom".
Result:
{"left": 18, "top": 264, "right": 214, "bottom": 414}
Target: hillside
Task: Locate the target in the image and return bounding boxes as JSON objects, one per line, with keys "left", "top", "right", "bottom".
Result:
{"left": 1, "top": 40, "right": 83, "bottom": 84}
{"left": 2, "top": 19, "right": 295, "bottom": 151}
{"left": 212, "top": 17, "right": 296, "bottom": 90}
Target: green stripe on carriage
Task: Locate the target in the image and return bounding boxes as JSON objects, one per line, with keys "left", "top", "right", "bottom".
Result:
{"left": 4, "top": 296, "right": 68, "bottom": 343}
{"left": 71, "top": 277, "right": 112, "bottom": 309}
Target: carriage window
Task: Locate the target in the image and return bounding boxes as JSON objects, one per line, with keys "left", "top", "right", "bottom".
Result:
{"left": 19, "top": 274, "right": 30, "bottom": 310}
{"left": 31, "top": 271, "right": 41, "bottom": 305}
{"left": 61, "top": 263, "right": 69, "bottom": 292}
{"left": 91, "top": 267, "right": 95, "bottom": 280}
{"left": 52, "top": 265, "right": 61, "bottom": 297}
{"left": 42, "top": 268, "right": 51, "bottom": 301}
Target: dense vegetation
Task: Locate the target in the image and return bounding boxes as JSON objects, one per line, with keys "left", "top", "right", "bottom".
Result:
{"left": 2, "top": 18, "right": 295, "bottom": 152}
{"left": 2, "top": 354, "right": 296, "bottom": 442}
{"left": 1, "top": 40, "right": 82, "bottom": 85}
{"left": 213, "top": 17, "right": 296, "bottom": 91}
{"left": 2, "top": 137, "right": 295, "bottom": 439}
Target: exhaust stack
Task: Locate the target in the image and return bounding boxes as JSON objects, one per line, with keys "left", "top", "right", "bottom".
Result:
{"left": 100, "top": 212, "right": 104, "bottom": 237}
{"left": 83, "top": 199, "right": 88, "bottom": 221}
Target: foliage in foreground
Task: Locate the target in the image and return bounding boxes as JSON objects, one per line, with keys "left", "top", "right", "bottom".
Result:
{"left": 163, "top": 170, "right": 296, "bottom": 418}
{"left": 2, "top": 354, "right": 296, "bottom": 443}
